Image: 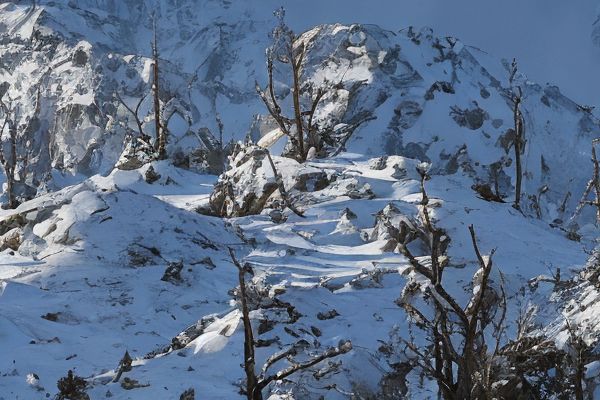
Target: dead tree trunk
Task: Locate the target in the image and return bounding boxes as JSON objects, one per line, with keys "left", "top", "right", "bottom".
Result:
{"left": 0, "top": 98, "right": 18, "bottom": 209}
{"left": 513, "top": 91, "right": 524, "bottom": 211}
{"left": 509, "top": 59, "right": 524, "bottom": 211}
{"left": 290, "top": 42, "right": 306, "bottom": 161}
{"left": 152, "top": 16, "right": 166, "bottom": 160}
{"left": 229, "top": 248, "right": 259, "bottom": 398}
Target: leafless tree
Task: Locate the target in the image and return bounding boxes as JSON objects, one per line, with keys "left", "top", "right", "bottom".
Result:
{"left": 151, "top": 14, "right": 168, "bottom": 160}
{"left": 396, "top": 166, "right": 506, "bottom": 400}
{"left": 228, "top": 248, "right": 352, "bottom": 400}
{"left": 508, "top": 59, "right": 525, "bottom": 211}
{"left": 114, "top": 14, "right": 172, "bottom": 164}
{"left": 0, "top": 97, "right": 18, "bottom": 209}
{"left": 0, "top": 88, "right": 40, "bottom": 209}
{"left": 571, "top": 138, "right": 600, "bottom": 225}
{"left": 255, "top": 9, "right": 332, "bottom": 162}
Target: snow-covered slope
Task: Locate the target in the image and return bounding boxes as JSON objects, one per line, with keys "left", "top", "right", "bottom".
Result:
{"left": 0, "top": 154, "right": 594, "bottom": 399}
{"left": 0, "top": 1, "right": 599, "bottom": 399}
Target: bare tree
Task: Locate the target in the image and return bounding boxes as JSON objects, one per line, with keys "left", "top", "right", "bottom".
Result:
{"left": 571, "top": 138, "right": 600, "bottom": 225}
{"left": 396, "top": 166, "right": 506, "bottom": 400}
{"left": 0, "top": 97, "right": 18, "bottom": 209}
{"left": 0, "top": 88, "right": 40, "bottom": 209}
{"left": 151, "top": 14, "right": 167, "bottom": 160}
{"left": 508, "top": 59, "right": 525, "bottom": 211}
{"left": 255, "top": 9, "right": 332, "bottom": 162}
{"left": 228, "top": 248, "right": 352, "bottom": 400}
{"left": 114, "top": 14, "right": 171, "bottom": 166}
{"left": 115, "top": 92, "right": 148, "bottom": 141}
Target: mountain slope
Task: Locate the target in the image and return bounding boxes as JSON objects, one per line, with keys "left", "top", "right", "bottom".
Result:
{"left": 0, "top": 2, "right": 598, "bottom": 400}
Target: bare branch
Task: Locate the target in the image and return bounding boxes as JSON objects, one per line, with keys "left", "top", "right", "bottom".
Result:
{"left": 264, "top": 150, "right": 305, "bottom": 218}
{"left": 115, "top": 91, "right": 147, "bottom": 139}
{"left": 257, "top": 340, "right": 352, "bottom": 391}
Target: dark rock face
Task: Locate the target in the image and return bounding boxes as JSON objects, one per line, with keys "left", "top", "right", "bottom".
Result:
{"left": 450, "top": 104, "right": 489, "bottom": 130}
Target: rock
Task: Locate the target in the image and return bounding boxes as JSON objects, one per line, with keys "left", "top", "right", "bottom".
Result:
{"left": 0, "top": 227, "right": 23, "bottom": 251}
{"left": 208, "top": 145, "right": 278, "bottom": 218}
{"left": 208, "top": 144, "right": 330, "bottom": 217}
{"left": 41, "top": 312, "right": 61, "bottom": 322}
{"left": 369, "top": 156, "right": 387, "bottom": 170}
{"left": 424, "top": 81, "right": 454, "bottom": 100}
{"left": 269, "top": 209, "right": 286, "bottom": 224}
{"left": 346, "top": 181, "right": 375, "bottom": 200}
{"left": 72, "top": 48, "right": 88, "bottom": 67}
{"left": 116, "top": 154, "right": 146, "bottom": 171}
{"left": 340, "top": 207, "right": 357, "bottom": 220}
{"left": 391, "top": 164, "right": 407, "bottom": 180}
{"left": 161, "top": 261, "right": 184, "bottom": 284}
{"left": 293, "top": 170, "right": 330, "bottom": 192}
{"left": 179, "top": 389, "right": 195, "bottom": 400}
{"left": 317, "top": 309, "right": 340, "bottom": 320}
{"left": 126, "top": 245, "right": 159, "bottom": 267}
{"left": 333, "top": 209, "right": 359, "bottom": 235}
{"left": 144, "top": 166, "right": 161, "bottom": 184}
{"left": 120, "top": 377, "right": 149, "bottom": 390}
{"left": 364, "top": 203, "right": 419, "bottom": 251}
{"left": 450, "top": 103, "right": 489, "bottom": 130}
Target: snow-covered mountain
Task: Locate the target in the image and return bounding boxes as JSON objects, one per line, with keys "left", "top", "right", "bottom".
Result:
{"left": 0, "top": 1, "right": 599, "bottom": 399}
{"left": 1, "top": 0, "right": 598, "bottom": 205}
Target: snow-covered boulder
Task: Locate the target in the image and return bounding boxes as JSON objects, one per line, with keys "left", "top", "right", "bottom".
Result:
{"left": 208, "top": 144, "right": 334, "bottom": 217}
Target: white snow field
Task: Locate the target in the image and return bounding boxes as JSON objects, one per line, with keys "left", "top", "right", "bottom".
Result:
{"left": 0, "top": 156, "right": 594, "bottom": 399}
{"left": 0, "top": 1, "right": 598, "bottom": 399}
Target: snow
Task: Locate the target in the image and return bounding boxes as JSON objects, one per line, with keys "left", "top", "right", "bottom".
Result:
{"left": 0, "top": 1, "right": 598, "bottom": 399}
